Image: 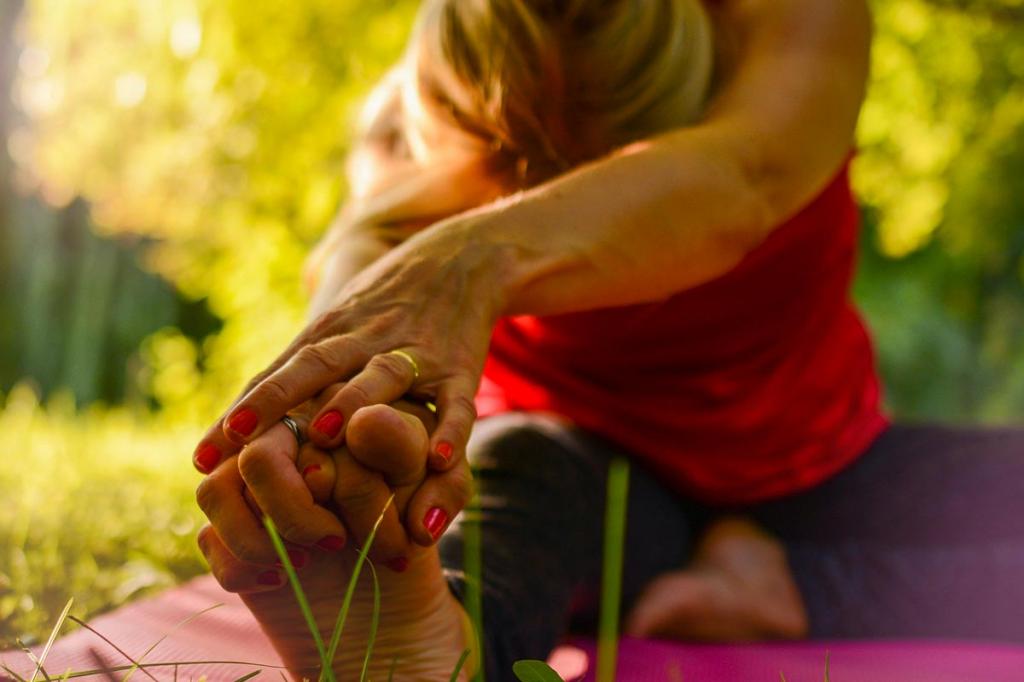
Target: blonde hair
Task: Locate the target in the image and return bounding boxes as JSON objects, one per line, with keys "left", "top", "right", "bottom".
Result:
{"left": 406, "top": 0, "right": 714, "bottom": 185}
{"left": 308, "top": 0, "right": 714, "bottom": 286}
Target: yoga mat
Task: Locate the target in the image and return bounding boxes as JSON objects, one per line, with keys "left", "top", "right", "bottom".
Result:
{"left": 3, "top": 575, "right": 1023, "bottom": 681}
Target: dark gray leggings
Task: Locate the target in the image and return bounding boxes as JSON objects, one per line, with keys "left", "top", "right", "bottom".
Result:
{"left": 439, "top": 413, "right": 1024, "bottom": 680}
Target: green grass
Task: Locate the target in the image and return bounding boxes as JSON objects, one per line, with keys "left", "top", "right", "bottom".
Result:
{"left": 1, "top": 393, "right": 836, "bottom": 681}
{"left": 0, "top": 385, "right": 207, "bottom": 648}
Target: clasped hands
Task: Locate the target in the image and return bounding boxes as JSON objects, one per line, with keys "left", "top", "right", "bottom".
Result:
{"left": 191, "top": 217, "right": 504, "bottom": 591}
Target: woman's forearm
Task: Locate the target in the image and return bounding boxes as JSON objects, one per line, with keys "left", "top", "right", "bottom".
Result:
{"left": 461, "top": 128, "right": 774, "bottom": 316}
{"left": 419, "top": 0, "right": 871, "bottom": 317}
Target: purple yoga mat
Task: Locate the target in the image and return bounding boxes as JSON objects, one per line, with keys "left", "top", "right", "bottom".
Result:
{"left": 3, "top": 576, "right": 1022, "bottom": 681}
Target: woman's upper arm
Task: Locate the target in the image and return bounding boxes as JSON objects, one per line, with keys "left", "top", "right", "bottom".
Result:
{"left": 705, "top": 0, "right": 872, "bottom": 225}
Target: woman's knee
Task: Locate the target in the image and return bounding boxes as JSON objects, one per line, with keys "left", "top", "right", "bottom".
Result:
{"left": 467, "top": 412, "right": 604, "bottom": 479}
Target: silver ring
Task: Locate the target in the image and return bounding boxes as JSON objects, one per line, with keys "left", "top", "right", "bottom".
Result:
{"left": 281, "top": 415, "right": 305, "bottom": 446}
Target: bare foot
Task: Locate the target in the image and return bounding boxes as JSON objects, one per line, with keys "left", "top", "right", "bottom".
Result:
{"left": 624, "top": 517, "right": 808, "bottom": 641}
{"left": 240, "top": 404, "right": 475, "bottom": 680}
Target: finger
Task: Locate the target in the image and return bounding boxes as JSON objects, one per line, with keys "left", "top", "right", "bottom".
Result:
{"left": 197, "top": 524, "right": 286, "bottom": 593}
{"left": 306, "top": 351, "right": 418, "bottom": 448}
{"left": 223, "top": 335, "right": 371, "bottom": 445}
{"left": 296, "top": 443, "right": 336, "bottom": 505}
{"left": 427, "top": 376, "right": 478, "bottom": 472}
{"left": 193, "top": 423, "right": 241, "bottom": 476}
{"left": 332, "top": 448, "right": 413, "bottom": 569}
{"left": 406, "top": 458, "right": 474, "bottom": 547}
{"left": 238, "top": 422, "right": 349, "bottom": 551}
{"left": 346, "top": 404, "right": 430, "bottom": 487}
{"left": 193, "top": 366, "right": 296, "bottom": 474}
{"left": 195, "top": 456, "right": 278, "bottom": 564}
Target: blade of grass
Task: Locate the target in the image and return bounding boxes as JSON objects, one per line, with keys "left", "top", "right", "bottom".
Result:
{"left": 122, "top": 604, "right": 223, "bottom": 682}
{"left": 51, "top": 659, "right": 287, "bottom": 679}
{"left": 357, "top": 561, "right": 381, "bottom": 682}
{"left": 323, "top": 494, "right": 394, "bottom": 672}
{"left": 823, "top": 650, "right": 830, "bottom": 682}
{"left": 387, "top": 657, "right": 398, "bottom": 682}
{"left": 462, "top": 493, "right": 484, "bottom": 682}
{"left": 230, "top": 671, "right": 262, "bottom": 682}
{"left": 29, "top": 597, "right": 73, "bottom": 682}
{"left": 16, "top": 641, "right": 52, "bottom": 682}
{"left": 448, "top": 649, "right": 470, "bottom": 682}
{"left": 595, "top": 458, "right": 629, "bottom": 682}
{"left": 85, "top": 648, "right": 117, "bottom": 682}
{"left": 2, "top": 662, "right": 30, "bottom": 682}
{"left": 263, "top": 517, "right": 334, "bottom": 682}
{"left": 65, "top": 616, "right": 159, "bottom": 682}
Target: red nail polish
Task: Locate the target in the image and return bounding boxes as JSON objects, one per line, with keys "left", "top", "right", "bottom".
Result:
{"left": 286, "top": 548, "right": 308, "bottom": 569}
{"left": 316, "top": 535, "right": 345, "bottom": 552}
{"left": 194, "top": 442, "right": 220, "bottom": 473}
{"left": 312, "top": 410, "right": 344, "bottom": 439}
{"left": 423, "top": 507, "right": 448, "bottom": 542}
{"left": 302, "top": 464, "right": 322, "bottom": 477}
{"left": 435, "top": 441, "right": 453, "bottom": 462}
{"left": 257, "top": 570, "right": 281, "bottom": 586}
{"left": 386, "top": 557, "right": 409, "bottom": 573}
{"left": 228, "top": 408, "right": 259, "bottom": 437}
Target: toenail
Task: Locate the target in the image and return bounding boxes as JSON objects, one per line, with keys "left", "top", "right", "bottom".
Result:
{"left": 316, "top": 535, "right": 345, "bottom": 552}
{"left": 435, "top": 441, "right": 453, "bottom": 462}
{"left": 284, "top": 548, "right": 308, "bottom": 569}
{"left": 423, "top": 507, "right": 448, "bottom": 542}
{"left": 301, "top": 464, "right": 322, "bottom": 477}
{"left": 257, "top": 570, "right": 282, "bottom": 586}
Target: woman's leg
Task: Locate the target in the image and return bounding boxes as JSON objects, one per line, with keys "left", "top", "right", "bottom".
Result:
{"left": 750, "top": 424, "right": 1024, "bottom": 641}
{"left": 439, "top": 412, "right": 699, "bottom": 679}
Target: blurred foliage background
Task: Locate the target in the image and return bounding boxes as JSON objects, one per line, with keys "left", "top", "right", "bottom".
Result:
{"left": 1, "top": 0, "right": 1023, "bottom": 648}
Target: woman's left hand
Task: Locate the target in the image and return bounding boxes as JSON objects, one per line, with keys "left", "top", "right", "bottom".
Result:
{"left": 192, "top": 211, "right": 510, "bottom": 484}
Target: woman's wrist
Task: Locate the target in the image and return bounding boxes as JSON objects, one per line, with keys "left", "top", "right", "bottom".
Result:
{"left": 411, "top": 204, "right": 532, "bottom": 322}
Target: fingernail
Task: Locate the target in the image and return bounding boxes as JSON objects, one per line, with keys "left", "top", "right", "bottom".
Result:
{"left": 227, "top": 408, "right": 259, "bottom": 437}
{"left": 257, "top": 570, "right": 281, "bottom": 586}
{"left": 386, "top": 557, "right": 409, "bottom": 573}
{"left": 316, "top": 535, "right": 345, "bottom": 552}
{"left": 435, "top": 441, "right": 453, "bottom": 462}
{"left": 194, "top": 442, "right": 220, "bottom": 473}
{"left": 301, "top": 464, "right": 322, "bottom": 477}
{"left": 312, "top": 410, "right": 344, "bottom": 439}
{"left": 423, "top": 507, "right": 448, "bottom": 542}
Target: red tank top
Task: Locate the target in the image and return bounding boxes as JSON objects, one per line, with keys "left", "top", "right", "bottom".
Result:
{"left": 476, "top": 162, "right": 888, "bottom": 504}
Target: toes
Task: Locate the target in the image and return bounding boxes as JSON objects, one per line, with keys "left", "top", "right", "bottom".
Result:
{"left": 197, "top": 524, "right": 286, "bottom": 593}
{"left": 346, "top": 404, "right": 429, "bottom": 487}
{"left": 405, "top": 460, "right": 473, "bottom": 547}
{"left": 331, "top": 447, "right": 414, "bottom": 567}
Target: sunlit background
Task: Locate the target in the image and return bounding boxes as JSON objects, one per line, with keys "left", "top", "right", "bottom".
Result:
{"left": 1, "top": 0, "right": 1023, "bottom": 648}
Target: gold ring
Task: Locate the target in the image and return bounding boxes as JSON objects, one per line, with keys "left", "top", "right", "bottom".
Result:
{"left": 386, "top": 349, "right": 420, "bottom": 382}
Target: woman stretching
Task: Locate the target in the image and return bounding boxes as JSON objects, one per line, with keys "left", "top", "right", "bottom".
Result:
{"left": 191, "top": 0, "right": 1024, "bottom": 679}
